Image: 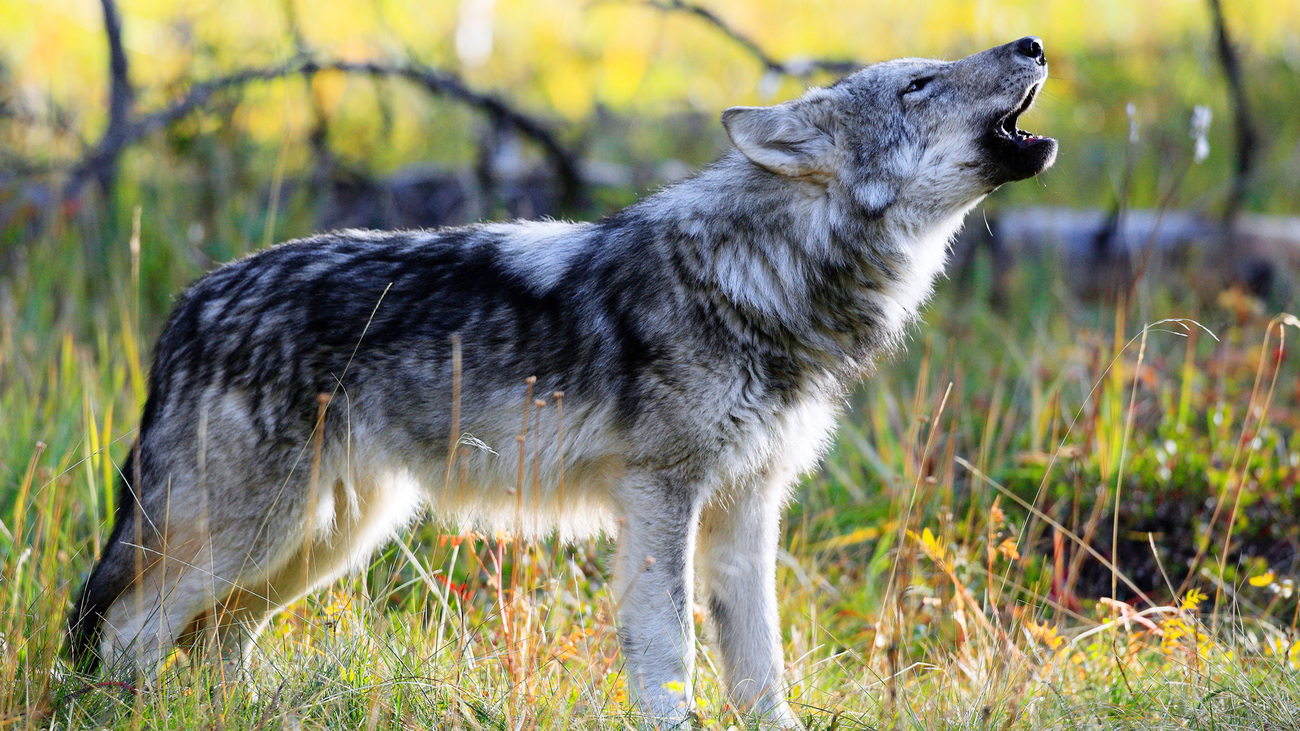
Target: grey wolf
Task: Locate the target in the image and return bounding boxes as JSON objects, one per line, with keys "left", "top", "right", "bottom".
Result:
{"left": 68, "top": 37, "right": 1055, "bottom": 729}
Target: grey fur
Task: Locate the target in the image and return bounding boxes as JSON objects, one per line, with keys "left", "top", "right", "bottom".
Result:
{"left": 69, "top": 38, "right": 1055, "bottom": 729}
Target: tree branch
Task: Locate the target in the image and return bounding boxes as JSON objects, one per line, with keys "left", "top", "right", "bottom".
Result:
{"left": 101, "top": 0, "right": 133, "bottom": 128}
{"left": 71, "top": 0, "right": 135, "bottom": 196}
{"left": 1207, "top": 0, "right": 1258, "bottom": 224}
{"left": 640, "top": 0, "right": 861, "bottom": 77}
{"left": 65, "top": 58, "right": 582, "bottom": 207}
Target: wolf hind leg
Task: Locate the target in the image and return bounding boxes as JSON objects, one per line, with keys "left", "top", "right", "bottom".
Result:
{"left": 198, "top": 539, "right": 352, "bottom": 670}
{"left": 68, "top": 511, "right": 149, "bottom": 671}
{"left": 95, "top": 472, "right": 312, "bottom": 678}
{"left": 195, "top": 475, "right": 424, "bottom": 671}
{"left": 96, "top": 536, "right": 230, "bottom": 679}
{"left": 100, "top": 510, "right": 326, "bottom": 679}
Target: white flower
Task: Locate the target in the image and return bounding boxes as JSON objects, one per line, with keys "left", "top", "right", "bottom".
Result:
{"left": 1190, "top": 105, "right": 1212, "bottom": 163}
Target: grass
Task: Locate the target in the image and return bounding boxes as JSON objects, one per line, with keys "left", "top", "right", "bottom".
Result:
{"left": 2, "top": 179, "right": 1300, "bottom": 730}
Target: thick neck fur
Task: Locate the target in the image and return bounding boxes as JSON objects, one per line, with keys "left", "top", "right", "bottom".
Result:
{"left": 619, "top": 151, "right": 974, "bottom": 378}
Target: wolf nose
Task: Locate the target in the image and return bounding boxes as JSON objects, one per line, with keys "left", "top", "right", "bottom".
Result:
{"left": 1015, "top": 36, "right": 1046, "bottom": 65}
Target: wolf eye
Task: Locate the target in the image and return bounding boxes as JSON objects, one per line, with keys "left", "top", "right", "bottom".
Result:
{"left": 904, "top": 77, "right": 933, "bottom": 95}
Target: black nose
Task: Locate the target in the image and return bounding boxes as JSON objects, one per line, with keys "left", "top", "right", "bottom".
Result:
{"left": 1015, "top": 36, "right": 1046, "bottom": 65}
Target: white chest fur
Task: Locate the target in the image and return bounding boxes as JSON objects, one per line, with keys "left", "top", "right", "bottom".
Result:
{"left": 874, "top": 202, "right": 976, "bottom": 333}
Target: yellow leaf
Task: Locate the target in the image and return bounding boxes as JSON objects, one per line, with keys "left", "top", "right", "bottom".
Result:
{"left": 909, "top": 527, "right": 946, "bottom": 561}
{"left": 822, "top": 526, "right": 881, "bottom": 549}
{"left": 541, "top": 54, "right": 593, "bottom": 119}
{"left": 1028, "top": 621, "right": 1065, "bottom": 650}
{"left": 1181, "top": 588, "right": 1207, "bottom": 611}
{"left": 599, "top": 43, "right": 651, "bottom": 106}
{"left": 1249, "top": 572, "right": 1275, "bottom": 587}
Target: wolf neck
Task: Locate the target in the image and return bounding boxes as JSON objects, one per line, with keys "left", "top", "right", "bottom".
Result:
{"left": 635, "top": 152, "right": 971, "bottom": 368}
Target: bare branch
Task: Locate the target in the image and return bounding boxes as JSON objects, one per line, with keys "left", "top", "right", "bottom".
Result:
{"left": 321, "top": 61, "right": 581, "bottom": 205}
{"left": 1207, "top": 0, "right": 1258, "bottom": 225}
{"left": 69, "top": 0, "right": 135, "bottom": 196}
{"left": 101, "top": 0, "right": 133, "bottom": 128}
{"left": 65, "top": 58, "right": 582, "bottom": 207}
{"left": 639, "top": 0, "right": 861, "bottom": 78}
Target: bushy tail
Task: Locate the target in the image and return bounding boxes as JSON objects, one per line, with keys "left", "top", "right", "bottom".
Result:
{"left": 66, "top": 445, "right": 142, "bottom": 672}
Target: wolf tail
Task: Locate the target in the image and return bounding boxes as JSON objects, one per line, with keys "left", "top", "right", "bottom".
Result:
{"left": 66, "top": 443, "right": 143, "bottom": 672}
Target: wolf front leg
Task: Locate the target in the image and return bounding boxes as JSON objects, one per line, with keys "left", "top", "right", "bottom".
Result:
{"left": 697, "top": 470, "right": 802, "bottom": 730}
{"left": 612, "top": 473, "right": 703, "bottom": 728}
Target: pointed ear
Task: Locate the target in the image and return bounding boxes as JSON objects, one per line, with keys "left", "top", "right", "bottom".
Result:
{"left": 721, "top": 101, "right": 836, "bottom": 178}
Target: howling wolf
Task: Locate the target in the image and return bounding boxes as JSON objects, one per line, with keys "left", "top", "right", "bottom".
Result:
{"left": 69, "top": 37, "right": 1055, "bottom": 729}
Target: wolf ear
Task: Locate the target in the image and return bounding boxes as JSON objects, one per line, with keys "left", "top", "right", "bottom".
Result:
{"left": 722, "top": 101, "right": 836, "bottom": 178}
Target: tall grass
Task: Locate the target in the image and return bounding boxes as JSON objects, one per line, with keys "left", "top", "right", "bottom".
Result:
{"left": 2, "top": 192, "right": 1299, "bottom": 729}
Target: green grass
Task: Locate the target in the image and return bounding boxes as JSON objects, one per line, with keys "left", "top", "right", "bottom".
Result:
{"left": 2, "top": 181, "right": 1300, "bottom": 730}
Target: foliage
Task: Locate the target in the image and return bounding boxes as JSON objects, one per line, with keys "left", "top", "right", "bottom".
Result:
{"left": 1, "top": 186, "right": 1299, "bottom": 727}
{"left": 3, "top": 1, "right": 1300, "bottom": 215}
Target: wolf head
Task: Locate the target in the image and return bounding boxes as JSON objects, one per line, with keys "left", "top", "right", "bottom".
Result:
{"left": 722, "top": 37, "right": 1057, "bottom": 219}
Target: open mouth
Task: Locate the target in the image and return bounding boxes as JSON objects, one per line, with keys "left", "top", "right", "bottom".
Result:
{"left": 981, "top": 79, "right": 1057, "bottom": 182}
{"left": 993, "top": 82, "right": 1051, "bottom": 149}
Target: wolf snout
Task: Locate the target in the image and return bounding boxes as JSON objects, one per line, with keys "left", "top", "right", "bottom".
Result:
{"left": 1013, "top": 36, "right": 1046, "bottom": 66}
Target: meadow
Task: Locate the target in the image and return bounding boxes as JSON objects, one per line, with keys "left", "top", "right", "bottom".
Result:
{"left": 4, "top": 1, "right": 1300, "bottom": 728}
{"left": 3, "top": 190, "right": 1299, "bottom": 729}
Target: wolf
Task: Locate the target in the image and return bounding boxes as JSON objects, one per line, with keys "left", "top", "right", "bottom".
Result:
{"left": 68, "top": 37, "right": 1055, "bottom": 728}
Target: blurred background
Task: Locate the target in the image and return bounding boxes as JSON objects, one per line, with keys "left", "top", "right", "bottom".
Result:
{"left": 2, "top": 0, "right": 1299, "bottom": 285}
